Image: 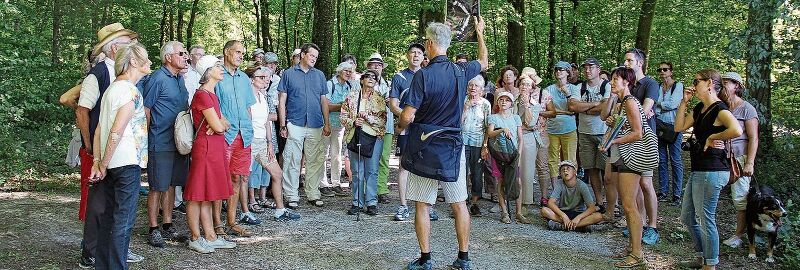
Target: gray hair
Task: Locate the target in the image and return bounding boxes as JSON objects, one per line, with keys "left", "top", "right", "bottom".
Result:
{"left": 160, "top": 41, "right": 184, "bottom": 63}
{"left": 468, "top": 75, "right": 485, "bottom": 88}
{"left": 425, "top": 22, "right": 452, "bottom": 50}
{"left": 101, "top": 36, "right": 130, "bottom": 56}
{"left": 114, "top": 42, "right": 148, "bottom": 77}
{"left": 336, "top": 61, "right": 355, "bottom": 73}
{"left": 189, "top": 44, "right": 205, "bottom": 53}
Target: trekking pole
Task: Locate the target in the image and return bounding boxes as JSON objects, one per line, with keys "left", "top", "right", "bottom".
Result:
{"left": 356, "top": 142, "right": 363, "bottom": 222}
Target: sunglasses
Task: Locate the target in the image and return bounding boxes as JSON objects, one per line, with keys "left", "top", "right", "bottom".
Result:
{"left": 554, "top": 67, "right": 567, "bottom": 72}
{"left": 657, "top": 68, "right": 672, "bottom": 72}
{"left": 362, "top": 74, "right": 377, "bottom": 80}
{"left": 693, "top": 78, "right": 710, "bottom": 86}
{"left": 172, "top": 51, "right": 188, "bottom": 57}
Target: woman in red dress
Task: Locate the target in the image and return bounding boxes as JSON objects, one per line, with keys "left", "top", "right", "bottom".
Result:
{"left": 183, "top": 55, "right": 236, "bottom": 253}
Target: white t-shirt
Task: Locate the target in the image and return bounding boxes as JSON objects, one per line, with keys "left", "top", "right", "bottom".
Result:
{"left": 78, "top": 59, "right": 117, "bottom": 109}
{"left": 251, "top": 90, "right": 270, "bottom": 139}
{"left": 97, "top": 80, "right": 148, "bottom": 169}
{"left": 571, "top": 81, "right": 611, "bottom": 135}
{"left": 185, "top": 65, "right": 201, "bottom": 103}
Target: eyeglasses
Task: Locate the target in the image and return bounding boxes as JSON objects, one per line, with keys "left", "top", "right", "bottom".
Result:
{"left": 657, "top": 68, "right": 672, "bottom": 72}
{"left": 361, "top": 74, "right": 377, "bottom": 80}
{"left": 254, "top": 75, "right": 268, "bottom": 80}
{"left": 693, "top": 78, "right": 710, "bottom": 86}
{"left": 554, "top": 67, "right": 567, "bottom": 72}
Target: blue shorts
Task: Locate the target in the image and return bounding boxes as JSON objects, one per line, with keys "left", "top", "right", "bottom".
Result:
{"left": 147, "top": 151, "right": 188, "bottom": 192}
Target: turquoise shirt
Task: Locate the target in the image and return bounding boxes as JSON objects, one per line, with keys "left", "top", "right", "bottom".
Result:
{"left": 546, "top": 84, "right": 578, "bottom": 135}
{"left": 326, "top": 77, "right": 353, "bottom": 128}
{"left": 215, "top": 69, "right": 257, "bottom": 146}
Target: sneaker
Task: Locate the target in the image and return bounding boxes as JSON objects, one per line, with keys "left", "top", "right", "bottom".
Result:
{"left": 126, "top": 250, "right": 144, "bottom": 263}
{"left": 347, "top": 205, "right": 361, "bottom": 215}
{"left": 275, "top": 209, "right": 301, "bottom": 221}
{"left": 469, "top": 204, "right": 481, "bottom": 217}
{"left": 333, "top": 186, "right": 349, "bottom": 196}
{"left": 547, "top": 220, "right": 564, "bottom": 231}
{"left": 287, "top": 201, "right": 299, "bottom": 210}
{"left": 677, "top": 257, "right": 703, "bottom": 269}
{"left": 657, "top": 193, "right": 669, "bottom": 202}
{"left": 162, "top": 225, "right": 185, "bottom": 242}
{"left": 78, "top": 255, "right": 94, "bottom": 268}
{"left": 515, "top": 213, "right": 531, "bottom": 224}
{"left": 406, "top": 258, "right": 433, "bottom": 270}
{"left": 365, "top": 205, "right": 378, "bottom": 216}
{"left": 723, "top": 236, "right": 743, "bottom": 248}
{"left": 206, "top": 237, "right": 237, "bottom": 249}
{"left": 500, "top": 212, "right": 511, "bottom": 224}
{"left": 394, "top": 205, "right": 410, "bottom": 221}
{"left": 451, "top": 258, "right": 472, "bottom": 270}
{"left": 239, "top": 212, "right": 262, "bottom": 225}
{"left": 175, "top": 202, "right": 187, "bottom": 214}
{"left": 488, "top": 204, "right": 499, "bottom": 213}
{"left": 672, "top": 196, "right": 682, "bottom": 206}
{"left": 308, "top": 199, "right": 324, "bottom": 207}
{"left": 188, "top": 238, "right": 215, "bottom": 254}
{"left": 378, "top": 194, "right": 391, "bottom": 204}
{"left": 642, "top": 227, "right": 659, "bottom": 245}
{"left": 320, "top": 187, "right": 335, "bottom": 197}
{"left": 148, "top": 229, "right": 166, "bottom": 248}
{"left": 429, "top": 208, "right": 439, "bottom": 221}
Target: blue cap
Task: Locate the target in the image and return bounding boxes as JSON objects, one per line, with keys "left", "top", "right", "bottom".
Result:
{"left": 555, "top": 61, "right": 571, "bottom": 69}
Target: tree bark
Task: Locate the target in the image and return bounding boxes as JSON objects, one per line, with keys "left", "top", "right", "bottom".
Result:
{"left": 261, "top": 0, "right": 274, "bottom": 51}
{"left": 292, "top": 0, "right": 305, "bottom": 49}
{"left": 547, "top": 0, "right": 556, "bottom": 69}
{"left": 336, "top": 0, "right": 342, "bottom": 61}
{"left": 614, "top": 10, "right": 624, "bottom": 63}
{"left": 168, "top": 2, "right": 175, "bottom": 41}
{"left": 418, "top": 7, "right": 444, "bottom": 40}
{"left": 312, "top": 0, "right": 335, "bottom": 75}
{"left": 506, "top": 0, "right": 525, "bottom": 69}
{"left": 745, "top": 0, "right": 780, "bottom": 154}
{"left": 51, "top": 0, "right": 62, "bottom": 65}
{"left": 186, "top": 0, "right": 200, "bottom": 48}
{"left": 159, "top": 0, "right": 168, "bottom": 47}
{"left": 281, "top": 0, "right": 291, "bottom": 63}
{"left": 570, "top": 0, "right": 579, "bottom": 64}
{"left": 634, "top": 0, "right": 658, "bottom": 69}
{"left": 176, "top": 0, "right": 185, "bottom": 42}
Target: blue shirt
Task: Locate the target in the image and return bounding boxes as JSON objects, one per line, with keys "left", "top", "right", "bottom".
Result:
{"left": 325, "top": 77, "right": 353, "bottom": 128}
{"left": 143, "top": 66, "right": 189, "bottom": 152}
{"left": 546, "top": 84, "right": 578, "bottom": 135}
{"left": 404, "top": 56, "right": 482, "bottom": 128}
{"left": 278, "top": 64, "right": 329, "bottom": 128}
{"left": 215, "top": 68, "right": 257, "bottom": 146}
{"left": 390, "top": 68, "right": 417, "bottom": 134}
{"left": 656, "top": 81, "right": 684, "bottom": 124}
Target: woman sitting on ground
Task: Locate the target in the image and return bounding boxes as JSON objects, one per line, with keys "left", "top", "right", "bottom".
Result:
{"left": 674, "top": 69, "right": 742, "bottom": 270}
{"left": 340, "top": 70, "right": 387, "bottom": 216}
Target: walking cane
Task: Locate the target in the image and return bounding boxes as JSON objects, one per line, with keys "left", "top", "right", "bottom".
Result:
{"left": 355, "top": 142, "right": 364, "bottom": 221}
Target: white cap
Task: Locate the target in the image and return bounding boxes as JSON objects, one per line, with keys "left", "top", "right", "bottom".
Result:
{"left": 196, "top": 55, "right": 220, "bottom": 78}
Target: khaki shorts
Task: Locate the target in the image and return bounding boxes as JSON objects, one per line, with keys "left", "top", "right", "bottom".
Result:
{"left": 406, "top": 149, "right": 468, "bottom": 205}
{"left": 578, "top": 133, "right": 607, "bottom": 170}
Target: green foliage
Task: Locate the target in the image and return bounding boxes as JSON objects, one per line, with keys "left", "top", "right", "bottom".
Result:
{"left": 779, "top": 199, "right": 800, "bottom": 269}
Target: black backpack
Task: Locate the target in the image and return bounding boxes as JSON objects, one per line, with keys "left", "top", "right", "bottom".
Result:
{"left": 580, "top": 80, "right": 609, "bottom": 100}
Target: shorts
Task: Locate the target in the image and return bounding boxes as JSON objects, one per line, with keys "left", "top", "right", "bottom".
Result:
{"left": 406, "top": 149, "right": 467, "bottom": 205}
{"left": 578, "top": 133, "right": 607, "bottom": 170}
{"left": 395, "top": 134, "right": 408, "bottom": 157}
{"left": 609, "top": 159, "right": 653, "bottom": 177}
{"left": 147, "top": 150, "right": 189, "bottom": 192}
{"left": 249, "top": 138, "right": 272, "bottom": 188}
{"left": 730, "top": 155, "right": 751, "bottom": 211}
{"left": 562, "top": 210, "right": 582, "bottom": 220}
{"left": 226, "top": 133, "right": 252, "bottom": 176}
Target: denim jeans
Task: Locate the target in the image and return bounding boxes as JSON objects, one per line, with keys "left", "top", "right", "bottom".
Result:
{"left": 464, "top": 145, "right": 483, "bottom": 197}
{"left": 680, "top": 170, "right": 729, "bottom": 266}
{"left": 658, "top": 133, "right": 684, "bottom": 197}
{"left": 350, "top": 139, "right": 383, "bottom": 207}
{"left": 94, "top": 165, "right": 141, "bottom": 270}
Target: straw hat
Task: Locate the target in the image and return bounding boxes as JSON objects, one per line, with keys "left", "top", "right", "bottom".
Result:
{"left": 364, "top": 52, "right": 388, "bottom": 68}
{"left": 91, "top": 23, "right": 139, "bottom": 56}
{"left": 520, "top": 67, "right": 543, "bottom": 85}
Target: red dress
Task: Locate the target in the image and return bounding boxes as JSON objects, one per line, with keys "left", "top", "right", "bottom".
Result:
{"left": 183, "top": 90, "right": 234, "bottom": 201}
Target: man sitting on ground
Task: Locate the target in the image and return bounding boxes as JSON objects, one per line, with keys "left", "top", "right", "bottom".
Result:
{"left": 540, "top": 160, "right": 603, "bottom": 231}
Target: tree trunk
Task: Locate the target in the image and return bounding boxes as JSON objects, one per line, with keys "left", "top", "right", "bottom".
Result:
{"left": 176, "top": 0, "right": 185, "bottom": 42}
{"left": 311, "top": 0, "right": 335, "bottom": 75}
{"left": 506, "top": 0, "right": 525, "bottom": 69}
{"left": 254, "top": 0, "right": 261, "bottom": 48}
{"left": 634, "top": 0, "right": 658, "bottom": 69}
{"left": 168, "top": 3, "right": 175, "bottom": 41}
{"left": 570, "top": 0, "right": 579, "bottom": 64}
{"left": 51, "top": 0, "right": 61, "bottom": 65}
{"left": 281, "top": 0, "right": 291, "bottom": 63}
{"left": 547, "top": 0, "right": 556, "bottom": 69}
{"left": 336, "top": 0, "right": 342, "bottom": 61}
{"left": 186, "top": 0, "right": 199, "bottom": 48}
{"left": 261, "top": 0, "right": 274, "bottom": 51}
{"left": 418, "top": 7, "right": 444, "bottom": 40}
{"left": 159, "top": 1, "right": 168, "bottom": 47}
{"left": 292, "top": 0, "right": 305, "bottom": 49}
{"left": 614, "top": 10, "right": 624, "bottom": 63}
{"left": 745, "top": 0, "right": 780, "bottom": 154}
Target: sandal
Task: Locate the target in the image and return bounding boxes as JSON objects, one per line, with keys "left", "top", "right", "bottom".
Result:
{"left": 259, "top": 199, "right": 276, "bottom": 209}
{"left": 214, "top": 225, "right": 227, "bottom": 236}
{"left": 248, "top": 203, "right": 265, "bottom": 213}
{"left": 613, "top": 254, "right": 646, "bottom": 268}
{"left": 611, "top": 248, "right": 631, "bottom": 261}
{"left": 228, "top": 224, "right": 252, "bottom": 237}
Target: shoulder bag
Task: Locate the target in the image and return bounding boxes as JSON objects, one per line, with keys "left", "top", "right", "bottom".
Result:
{"left": 726, "top": 140, "right": 743, "bottom": 185}
{"left": 617, "top": 95, "right": 659, "bottom": 173}
{"left": 346, "top": 90, "right": 378, "bottom": 158}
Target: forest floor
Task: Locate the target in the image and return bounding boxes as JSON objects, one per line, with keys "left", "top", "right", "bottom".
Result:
{"left": 0, "top": 155, "right": 783, "bottom": 269}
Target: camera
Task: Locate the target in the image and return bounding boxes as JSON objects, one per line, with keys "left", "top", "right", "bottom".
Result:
{"left": 682, "top": 137, "right": 698, "bottom": 152}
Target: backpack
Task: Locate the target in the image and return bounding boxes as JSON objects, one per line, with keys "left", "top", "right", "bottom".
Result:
{"left": 580, "top": 80, "right": 609, "bottom": 100}
{"left": 174, "top": 109, "right": 203, "bottom": 155}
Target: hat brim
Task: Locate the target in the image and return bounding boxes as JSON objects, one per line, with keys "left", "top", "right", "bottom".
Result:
{"left": 92, "top": 29, "right": 139, "bottom": 56}
{"left": 364, "top": 60, "right": 388, "bottom": 68}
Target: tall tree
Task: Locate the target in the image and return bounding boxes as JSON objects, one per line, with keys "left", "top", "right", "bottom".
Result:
{"left": 507, "top": 0, "right": 525, "bottom": 69}
{"left": 281, "top": 0, "right": 290, "bottom": 63}
{"left": 260, "top": 0, "right": 274, "bottom": 51}
{"left": 547, "top": 0, "right": 556, "bottom": 69}
{"left": 570, "top": 0, "right": 579, "bottom": 63}
{"left": 746, "top": 0, "right": 781, "bottom": 154}
{"left": 51, "top": 0, "right": 62, "bottom": 65}
{"left": 634, "top": 0, "right": 657, "bottom": 68}
{"left": 176, "top": 0, "right": 185, "bottom": 42}
{"left": 311, "top": 0, "right": 335, "bottom": 75}
{"left": 185, "top": 0, "right": 200, "bottom": 48}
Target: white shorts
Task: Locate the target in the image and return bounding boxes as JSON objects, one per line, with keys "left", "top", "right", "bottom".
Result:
{"left": 406, "top": 149, "right": 468, "bottom": 205}
{"left": 730, "top": 155, "right": 751, "bottom": 211}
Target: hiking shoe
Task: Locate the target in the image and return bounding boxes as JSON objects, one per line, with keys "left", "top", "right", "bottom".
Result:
{"left": 657, "top": 193, "right": 669, "bottom": 202}
{"left": 175, "top": 202, "right": 187, "bottom": 214}
{"left": 365, "top": 205, "right": 378, "bottom": 216}
{"left": 333, "top": 186, "right": 349, "bottom": 196}
{"left": 378, "top": 194, "right": 391, "bottom": 204}
{"left": 488, "top": 204, "right": 499, "bottom": 213}
{"left": 320, "top": 187, "right": 335, "bottom": 197}
{"left": 451, "top": 258, "right": 472, "bottom": 270}
{"left": 515, "top": 213, "right": 531, "bottom": 224}
{"left": 642, "top": 227, "right": 659, "bottom": 245}
{"left": 148, "top": 229, "right": 166, "bottom": 248}
{"left": 347, "top": 205, "right": 361, "bottom": 215}
{"left": 206, "top": 237, "right": 237, "bottom": 249}
{"left": 162, "top": 225, "right": 184, "bottom": 241}
{"left": 723, "top": 236, "right": 743, "bottom": 248}
{"left": 78, "top": 255, "right": 94, "bottom": 268}
{"left": 127, "top": 250, "right": 144, "bottom": 263}
{"left": 677, "top": 257, "right": 703, "bottom": 269}
{"left": 469, "top": 204, "right": 482, "bottom": 217}
{"left": 429, "top": 208, "right": 440, "bottom": 221}
{"left": 394, "top": 205, "right": 410, "bottom": 221}
{"left": 275, "top": 210, "right": 301, "bottom": 221}
{"left": 500, "top": 212, "right": 511, "bottom": 224}
{"left": 239, "top": 212, "right": 262, "bottom": 225}
{"left": 308, "top": 200, "right": 324, "bottom": 207}
{"left": 406, "top": 258, "right": 433, "bottom": 270}
{"left": 287, "top": 201, "right": 299, "bottom": 210}
{"left": 188, "top": 238, "right": 215, "bottom": 254}
{"left": 547, "top": 220, "right": 565, "bottom": 231}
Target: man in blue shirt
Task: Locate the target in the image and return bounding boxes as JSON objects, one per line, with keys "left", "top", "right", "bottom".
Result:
{"left": 278, "top": 43, "right": 331, "bottom": 209}
{"left": 399, "top": 18, "right": 488, "bottom": 270}
{"left": 142, "top": 41, "right": 190, "bottom": 247}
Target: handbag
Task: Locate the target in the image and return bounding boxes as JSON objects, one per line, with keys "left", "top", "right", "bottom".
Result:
{"left": 656, "top": 118, "right": 678, "bottom": 144}
{"left": 488, "top": 132, "right": 519, "bottom": 200}
{"left": 726, "top": 140, "right": 743, "bottom": 185}
{"left": 346, "top": 89, "right": 378, "bottom": 158}
{"left": 617, "top": 96, "right": 659, "bottom": 173}
{"left": 174, "top": 109, "right": 204, "bottom": 155}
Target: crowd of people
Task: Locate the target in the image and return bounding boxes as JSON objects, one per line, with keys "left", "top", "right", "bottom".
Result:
{"left": 60, "top": 19, "right": 757, "bottom": 270}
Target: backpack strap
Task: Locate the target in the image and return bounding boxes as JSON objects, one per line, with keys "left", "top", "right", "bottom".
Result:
{"left": 670, "top": 81, "right": 678, "bottom": 94}
{"left": 599, "top": 80, "right": 608, "bottom": 96}
{"left": 581, "top": 80, "right": 609, "bottom": 99}
{"left": 580, "top": 81, "right": 588, "bottom": 97}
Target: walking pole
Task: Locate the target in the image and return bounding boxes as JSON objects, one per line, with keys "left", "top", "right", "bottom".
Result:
{"left": 356, "top": 142, "right": 363, "bottom": 222}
